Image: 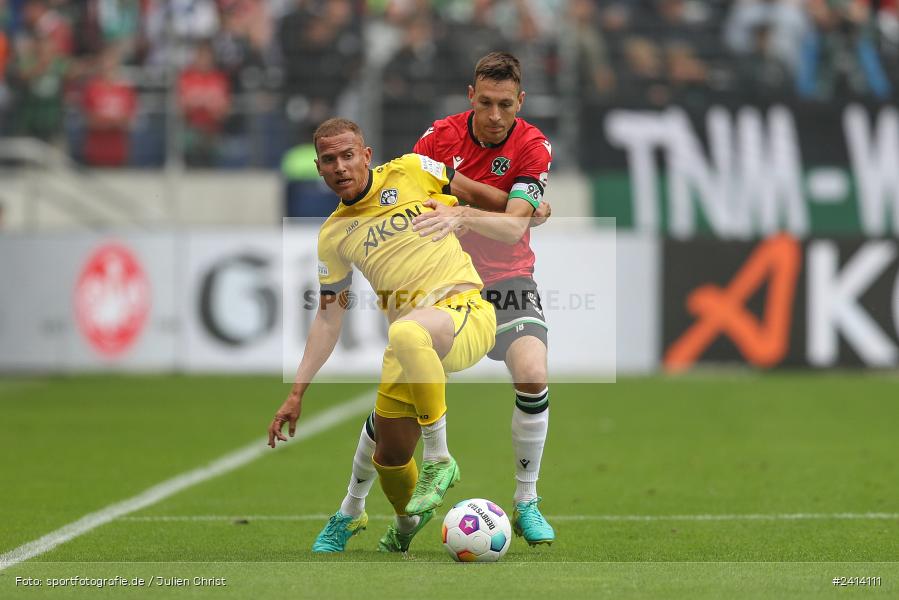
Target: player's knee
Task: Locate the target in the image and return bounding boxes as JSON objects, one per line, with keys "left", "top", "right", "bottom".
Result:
{"left": 512, "top": 367, "right": 547, "bottom": 394}
{"left": 373, "top": 444, "right": 413, "bottom": 467}
{"left": 388, "top": 320, "right": 432, "bottom": 355}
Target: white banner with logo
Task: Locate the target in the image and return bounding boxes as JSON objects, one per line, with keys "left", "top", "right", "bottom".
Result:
{"left": 0, "top": 234, "right": 178, "bottom": 371}
{"left": 0, "top": 228, "right": 658, "bottom": 376}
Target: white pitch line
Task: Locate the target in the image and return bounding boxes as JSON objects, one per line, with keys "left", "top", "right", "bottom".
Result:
{"left": 0, "top": 389, "right": 375, "bottom": 572}
{"left": 118, "top": 512, "right": 899, "bottom": 523}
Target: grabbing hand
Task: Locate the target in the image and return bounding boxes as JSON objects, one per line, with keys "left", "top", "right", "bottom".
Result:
{"left": 267, "top": 394, "right": 302, "bottom": 448}
{"left": 531, "top": 200, "right": 551, "bottom": 227}
{"left": 412, "top": 199, "right": 467, "bottom": 241}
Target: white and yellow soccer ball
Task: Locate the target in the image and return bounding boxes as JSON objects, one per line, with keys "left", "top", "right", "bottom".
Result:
{"left": 441, "top": 498, "right": 512, "bottom": 562}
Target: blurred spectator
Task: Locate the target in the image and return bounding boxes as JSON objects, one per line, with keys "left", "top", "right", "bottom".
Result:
{"left": 651, "top": 0, "right": 712, "bottom": 105}
{"left": 567, "top": 0, "right": 615, "bottom": 101}
{"left": 442, "top": 0, "right": 559, "bottom": 93}
{"left": 725, "top": 0, "right": 809, "bottom": 73}
{"left": 367, "top": 0, "right": 432, "bottom": 68}
{"left": 178, "top": 41, "right": 230, "bottom": 166}
{"left": 798, "top": 0, "right": 892, "bottom": 100}
{"left": 876, "top": 0, "right": 899, "bottom": 65}
{"left": 0, "top": 3, "right": 10, "bottom": 134}
{"left": 734, "top": 22, "right": 793, "bottom": 98}
{"left": 382, "top": 13, "right": 449, "bottom": 158}
{"left": 496, "top": 0, "right": 560, "bottom": 94}
{"left": 598, "top": 0, "right": 635, "bottom": 46}
{"left": 443, "top": 0, "right": 509, "bottom": 83}
{"left": 383, "top": 14, "right": 446, "bottom": 102}
{"left": 9, "top": 34, "right": 71, "bottom": 142}
{"left": 214, "top": 0, "right": 273, "bottom": 91}
{"left": 143, "top": 0, "right": 220, "bottom": 67}
{"left": 21, "top": 0, "right": 74, "bottom": 56}
{"left": 618, "top": 36, "right": 670, "bottom": 106}
{"left": 668, "top": 42, "right": 708, "bottom": 86}
{"left": 74, "top": 0, "right": 143, "bottom": 60}
{"left": 80, "top": 45, "right": 137, "bottom": 166}
{"left": 278, "top": 0, "right": 362, "bottom": 138}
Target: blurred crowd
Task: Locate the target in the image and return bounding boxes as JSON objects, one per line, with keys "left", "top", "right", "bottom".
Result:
{"left": 0, "top": 0, "right": 896, "bottom": 168}
{"left": 572, "top": 0, "right": 898, "bottom": 108}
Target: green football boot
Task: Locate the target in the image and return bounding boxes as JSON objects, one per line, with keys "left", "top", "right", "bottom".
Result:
{"left": 377, "top": 509, "right": 435, "bottom": 553}
{"left": 405, "top": 457, "right": 460, "bottom": 515}
{"left": 513, "top": 497, "right": 555, "bottom": 546}
{"left": 311, "top": 511, "right": 368, "bottom": 552}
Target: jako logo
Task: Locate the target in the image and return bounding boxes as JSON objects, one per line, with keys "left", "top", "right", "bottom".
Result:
{"left": 665, "top": 234, "right": 801, "bottom": 371}
{"left": 74, "top": 243, "right": 151, "bottom": 356}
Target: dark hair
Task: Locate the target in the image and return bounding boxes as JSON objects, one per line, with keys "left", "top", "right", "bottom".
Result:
{"left": 474, "top": 52, "right": 522, "bottom": 89}
{"left": 313, "top": 118, "right": 365, "bottom": 153}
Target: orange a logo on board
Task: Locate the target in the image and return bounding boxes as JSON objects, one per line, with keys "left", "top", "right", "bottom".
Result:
{"left": 74, "top": 243, "right": 151, "bottom": 356}
{"left": 664, "top": 234, "right": 802, "bottom": 372}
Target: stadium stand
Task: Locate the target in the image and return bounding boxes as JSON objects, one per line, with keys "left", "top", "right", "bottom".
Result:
{"left": 1, "top": 0, "right": 896, "bottom": 172}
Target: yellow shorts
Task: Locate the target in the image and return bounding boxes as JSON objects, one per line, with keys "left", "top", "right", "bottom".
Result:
{"left": 375, "top": 288, "right": 496, "bottom": 422}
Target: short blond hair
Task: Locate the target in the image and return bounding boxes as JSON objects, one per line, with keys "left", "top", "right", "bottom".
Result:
{"left": 313, "top": 118, "right": 365, "bottom": 153}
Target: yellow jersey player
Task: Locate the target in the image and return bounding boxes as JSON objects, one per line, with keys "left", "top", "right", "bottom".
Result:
{"left": 267, "top": 118, "right": 506, "bottom": 554}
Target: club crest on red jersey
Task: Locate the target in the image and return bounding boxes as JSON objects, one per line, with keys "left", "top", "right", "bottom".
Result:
{"left": 491, "top": 156, "right": 510, "bottom": 176}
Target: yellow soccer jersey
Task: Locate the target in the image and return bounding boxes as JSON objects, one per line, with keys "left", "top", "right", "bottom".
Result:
{"left": 317, "top": 153, "right": 483, "bottom": 322}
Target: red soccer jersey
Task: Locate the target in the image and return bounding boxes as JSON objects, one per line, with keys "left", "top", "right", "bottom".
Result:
{"left": 413, "top": 111, "right": 552, "bottom": 286}
{"left": 81, "top": 78, "right": 137, "bottom": 166}
{"left": 178, "top": 69, "right": 230, "bottom": 133}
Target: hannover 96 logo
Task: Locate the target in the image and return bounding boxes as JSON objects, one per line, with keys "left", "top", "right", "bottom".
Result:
{"left": 491, "top": 156, "right": 510, "bottom": 176}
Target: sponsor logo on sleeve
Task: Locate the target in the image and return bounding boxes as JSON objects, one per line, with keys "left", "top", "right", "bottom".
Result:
{"left": 418, "top": 155, "right": 445, "bottom": 179}
{"left": 318, "top": 261, "right": 330, "bottom": 277}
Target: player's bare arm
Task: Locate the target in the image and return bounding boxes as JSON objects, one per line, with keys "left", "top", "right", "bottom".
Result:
{"left": 267, "top": 291, "right": 348, "bottom": 447}
{"left": 449, "top": 169, "right": 552, "bottom": 226}
{"left": 447, "top": 169, "right": 509, "bottom": 211}
{"left": 413, "top": 196, "right": 536, "bottom": 245}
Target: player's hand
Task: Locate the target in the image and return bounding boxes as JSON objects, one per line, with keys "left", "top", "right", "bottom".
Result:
{"left": 267, "top": 394, "right": 302, "bottom": 448}
{"left": 412, "top": 199, "right": 466, "bottom": 241}
{"left": 531, "top": 200, "right": 551, "bottom": 227}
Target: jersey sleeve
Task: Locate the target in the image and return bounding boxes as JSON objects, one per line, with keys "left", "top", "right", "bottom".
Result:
{"left": 317, "top": 228, "right": 352, "bottom": 296}
{"left": 400, "top": 153, "right": 455, "bottom": 196}
{"left": 509, "top": 136, "right": 553, "bottom": 212}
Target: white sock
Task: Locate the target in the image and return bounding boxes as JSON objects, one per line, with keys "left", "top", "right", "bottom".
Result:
{"left": 421, "top": 415, "right": 449, "bottom": 462}
{"left": 395, "top": 514, "right": 420, "bottom": 535}
{"left": 339, "top": 417, "right": 377, "bottom": 517}
{"left": 512, "top": 388, "right": 549, "bottom": 503}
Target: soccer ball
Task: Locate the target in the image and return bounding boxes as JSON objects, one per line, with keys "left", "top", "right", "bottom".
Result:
{"left": 441, "top": 498, "right": 512, "bottom": 562}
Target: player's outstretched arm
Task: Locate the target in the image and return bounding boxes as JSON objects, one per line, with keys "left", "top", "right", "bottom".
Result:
{"left": 267, "top": 292, "right": 348, "bottom": 448}
{"left": 413, "top": 197, "right": 534, "bottom": 245}
{"left": 448, "top": 171, "right": 509, "bottom": 212}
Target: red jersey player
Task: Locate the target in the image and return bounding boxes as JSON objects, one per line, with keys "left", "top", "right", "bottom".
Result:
{"left": 312, "top": 53, "right": 555, "bottom": 554}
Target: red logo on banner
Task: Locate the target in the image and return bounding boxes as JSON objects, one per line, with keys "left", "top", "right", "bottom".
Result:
{"left": 74, "top": 243, "right": 151, "bottom": 356}
{"left": 664, "top": 234, "right": 801, "bottom": 372}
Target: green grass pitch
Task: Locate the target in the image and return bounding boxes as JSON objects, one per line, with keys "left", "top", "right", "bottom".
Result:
{"left": 1, "top": 373, "right": 897, "bottom": 598}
